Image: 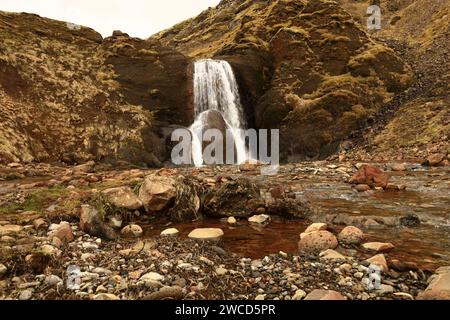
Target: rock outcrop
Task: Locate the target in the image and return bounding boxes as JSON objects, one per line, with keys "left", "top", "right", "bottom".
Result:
{"left": 153, "top": 0, "right": 413, "bottom": 160}
{"left": 0, "top": 12, "right": 190, "bottom": 165}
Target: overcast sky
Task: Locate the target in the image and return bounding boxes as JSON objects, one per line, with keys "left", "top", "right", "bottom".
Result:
{"left": 0, "top": 0, "right": 221, "bottom": 38}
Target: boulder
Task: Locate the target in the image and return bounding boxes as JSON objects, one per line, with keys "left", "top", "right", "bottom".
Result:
{"left": 338, "top": 226, "right": 365, "bottom": 245}
{"left": 362, "top": 242, "right": 395, "bottom": 253}
{"left": 102, "top": 186, "right": 143, "bottom": 210}
{"left": 139, "top": 174, "right": 177, "bottom": 212}
{"left": 203, "top": 178, "right": 264, "bottom": 218}
{"left": 188, "top": 228, "right": 224, "bottom": 241}
{"left": 305, "top": 223, "right": 328, "bottom": 234}
{"left": 417, "top": 268, "right": 450, "bottom": 300}
{"left": 365, "top": 254, "right": 389, "bottom": 272}
{"left": 48, "top": 222, "right": 74, "bottom": 242}
{"left": 349, "top": 165, "right": 390, "bottom": 189}
{"left": 248, "top": 214, "right": 271, "bottom": 225}
{"left": 227, "top": 217, "right": 237, "bottom": 225}
{"left": 391, "top": 163, "right": 407, "bottom": 171}
{"left": 423, "top": 153, "right": 446, "bottom": 167}
{"left": 121, "top": 224, "right": 143, "bottom": 238}
{"left": 79, "top": 205, "right": 116, "bottom": 240}
{"left": 304, "top": 289, "right": 347, "bottom": 300}
{"left": 298, "top": 231, "right": 338, "bottom": 254}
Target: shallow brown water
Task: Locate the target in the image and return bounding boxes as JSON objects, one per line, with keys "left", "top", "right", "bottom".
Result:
{"left": 145, "top": 164, "right": 449, "bottom": 271}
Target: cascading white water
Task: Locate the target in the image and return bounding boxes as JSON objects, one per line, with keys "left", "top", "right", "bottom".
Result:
{"left": 189, "top": 59, "right": 249, "bottom": 166}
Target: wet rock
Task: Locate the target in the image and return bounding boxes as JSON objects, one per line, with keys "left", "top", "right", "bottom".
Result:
{"left": 139, "top": 174, "right": 177, "bottom": 212}
{"left": 304, "top": 289, "right": 347, "bottom": 300}
{"left": 349, "top": 165, "right": 390, "bottom": 189}
{"left": 298, "top": 231, "right": 338, "bottom": 254}
{"left": 188, "top": 228, "right": 224, "bottom": 242}
{"left": 94, "top": 293, "right": 120, "bottom": 300}
{"left": 365, "top": 254, "right": 389, "bottom": 272}
{"left": 120, "top": 224, "right": 143, "bottom": 238}
{"left": 385, "top": 183, "right": 407, "bottom": 191}
{"left": 248, "top": 214, "right": 271, "bottom": 225}
{"left": 204, "top": 178, "right": 263, "bottom": 218}
{"left": 362, "top": 242, "right": 395, "bottom": 253}
{"left": 102, "top": 186, "right": 143, "bottom": 210}
{"left": 227, "top": 217, "right": 237, "bottom": 225}
{"left": 355, "top": 184, "right": 371, "bottom": 192}
{"left": 423, "top": 153, "right": 445, "bottom": 167}
{"left": 48, "top": 222, "right": 74, "bottom": 242}
{"left": 0, "top": 224, "right": 24, "bottom": 236}
{"left": 143, "top": 286, "right": 183, "bottom": 300}
{"left": 364, "top": 219, "right": 380, "bottom": 228}
{"left": 417, "top": 267, "right": 450, "bottom": 300}
{"left": 79, "top": 205, "right": 116, "bottom": 240}
{"left": 388, "top": 259, "right": 418, "bottom": 272}
{"left": 399, "top": 214, "right": 421, "bottom": 227}
{"left": 161, "top": 228, "right": 179, "bottom": 237}
{"left": 391, "top": 163, "right": 407, "bottom": 171}
{"left": 338, "top": 226, "right": 365, "bottom": 245}
{"left": 305, "top": 223, "right": 328, "bottom": 234}
{"left": 319, "top": 249, "right": 350, "bottom": 261}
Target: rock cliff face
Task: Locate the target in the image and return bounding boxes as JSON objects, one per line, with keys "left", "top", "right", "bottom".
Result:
{"left": 154, "top": 0, "right": 413, "bottom": 160}
{"left": 0, "top": 0, "right": 447, "bottom": 164}
{"left": 0, "top": 12, "right": 190, "bottom": 165}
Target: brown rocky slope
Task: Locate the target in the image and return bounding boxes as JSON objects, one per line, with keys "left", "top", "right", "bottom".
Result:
{"left": 1, "top": 0, "right": 447, "bottom": 165}
{"left": 337, "top": 0, "right": 449, "bottom": 161}
{"left": 0, "top": 12, "right": 191, "bottom": 165}
{"left": 153, "top": 0, "right": 414, "bottom": 160}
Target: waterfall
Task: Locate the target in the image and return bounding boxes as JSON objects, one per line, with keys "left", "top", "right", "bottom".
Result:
{"left": 189, "top": 59, "right": 249, "bottom": 166}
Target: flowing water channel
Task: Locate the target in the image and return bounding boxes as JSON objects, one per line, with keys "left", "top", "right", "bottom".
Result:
{"left": 144, "top": 164, "right": 450, "bottom": 271}
{"left": 189, "top": 59, "right": 249, "bottom": 166}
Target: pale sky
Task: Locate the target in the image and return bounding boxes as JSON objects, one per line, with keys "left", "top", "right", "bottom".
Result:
{"left": 0, "top": 0, "right": 221, "bottom": 38}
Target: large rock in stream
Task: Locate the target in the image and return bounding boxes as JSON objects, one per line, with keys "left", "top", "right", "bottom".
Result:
{"left": 138, "top": 172, "right": 203, "bottom": 222}
{"left": 203, "top": 178, "right": 314, "bottom": 218}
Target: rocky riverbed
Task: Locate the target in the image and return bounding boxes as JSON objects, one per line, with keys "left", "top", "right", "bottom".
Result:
{"left": 0, "top": 158, "right": 449, "bottom": 300}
